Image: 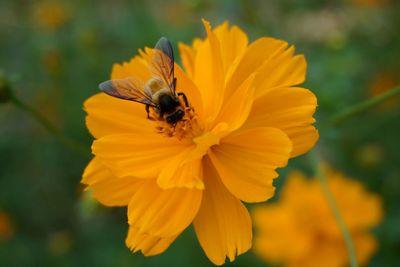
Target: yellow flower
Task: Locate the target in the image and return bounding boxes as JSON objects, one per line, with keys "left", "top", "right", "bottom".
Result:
{"left": 253, "top": 167, "right": 383, "bottom": 267}
{"left": 353, "top": 0, "right": 391, "bottom": 7}
{"left": 0, "top": 211, "right": 14, "bottom": 240}
{"left": 368, "top": 71, "right": 399, "bottom": 110}
{"left": 32, "top": 1, "right": 70, "bottom": 31}
{"left": 82, "top": 19, "right": 318, "bottom": 265}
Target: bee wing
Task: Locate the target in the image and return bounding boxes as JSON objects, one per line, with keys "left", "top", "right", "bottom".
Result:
{"left": 150, "top": 37, "right": 175, "bottom": 93}
{"left": 99, "top": 77, "right": 155, "bottom": 106}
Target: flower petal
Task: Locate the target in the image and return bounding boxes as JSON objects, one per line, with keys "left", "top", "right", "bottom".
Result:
{"left": 92, "top": 133, "right": 189, "bottom": 178}
{"left": 82, "top": 158, "right": 142, "bottom": 206}
{"left": 110, "top": 54, "right": 151, "bottom": 81}
{"left": 175, "top": 64, "right": 203, "bottom": 117}
{"left": 193, "top": 158, "right": 252, "bottom": 265}
{"left": 327, "top": 167, "right": 383, "bottom": 231}
{"left": 179, "top": 21, "right": 247, "bottom": 81}
{"left": 157, "top": 147, "right": 204, "bottom": 190}
{"left": 88, "top": 177, "right": 142, "bottom": 207}
{"left": 81, "top": 157, "right": 110, "bottom": 185}
{"left": 254, "top": 46, "right": 307, "bottom": 98}
{"left": 178, "top": 38, "right": 203, "bottom": 78}
{"left": 284, "top": 126, "right": 319, "bottom": 157}
{"left": 178, "top": 42, "right": 196, "bottom": 78}
{"left": 213, "top": 21, "right": 248, "bottom": 74}
{"left": 125, "top": 226, "right": 179, "bottom": 256}
{"left": 243, "top": 87, "right": 318, "bottom": 157}
{"left": 127, "top": 180, "right": 202, "bottom": 237}
{"left": 209, "top": 127, "right": 292, "bottom": 203}
{"left": 353, "top": 233, "right": 378, "bottom": 266}
{"left": 194, "top": 19, "right": 224, "bottom": 124}
{"left": 253, "top": 205, "right": 313, "bottom": 265}
{"left": 84, "top": 93, "right": 154, "bottom": 138}
{"left": 224, "top": 37, "right": 288, "bottom": 99}
{"left": 213, "top": 73, "right": 255, "bottom": 134}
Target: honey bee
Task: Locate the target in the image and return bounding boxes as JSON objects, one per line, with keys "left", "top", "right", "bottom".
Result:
{"left": 99, "top": 37, "right": 189, "bottom": 124}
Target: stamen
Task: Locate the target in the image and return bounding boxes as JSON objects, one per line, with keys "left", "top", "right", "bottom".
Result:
{"left": 153, "top": 107, "right": 202, "bottom": 140}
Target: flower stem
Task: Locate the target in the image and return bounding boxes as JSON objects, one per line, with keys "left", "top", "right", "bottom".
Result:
{"left": 309, "top": 150, "right": 358, "bottom": 267}
{"left": 323, "top": 86, "right": 400, "bottom": 128}
{"left": 10, "top": 94, "right": 90, "bottom": 158}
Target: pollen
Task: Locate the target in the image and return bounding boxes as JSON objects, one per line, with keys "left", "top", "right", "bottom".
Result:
{"left": 154, "top": 106, "right": 202, "bottom": 140}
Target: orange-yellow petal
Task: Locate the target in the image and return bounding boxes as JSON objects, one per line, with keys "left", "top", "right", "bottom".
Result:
{"left": 212, "top": 73, "right": 255, "bottom": 133}
{"left": 82, "top": 158, "right": 141, "bottom": 206}
{"left": 194, "top": 19, "right": 224, "bottom": 124}
{"left": 284, "top": 126, "right": 319, "bottom": 157}
{"left": 252, "top": 166, "right": 382, "bottom": 267}
{"left": 253, "top": 205, "right": 313, "bottom": 264}
{"left": 111, "top": 54, "right": 151, "bottom": 80}
{"left": 81, "top": 157, "right": 110, "bottom": 185}
{"left": 84, "top": 93, "right": 154, "bottom": 139}
{"left": 92, "top": 133, "right": 189, "bottom": 178}
{"left": 125, "top": 226, "right": 179, "bottom": 256}
{"left": 174, "top": 64, "right": 203, "bottom": 117}
{"left": 178, "top": 38, "right": 203, "bottom": 78}
{"left": 87, "top": 177, "right": 142, "bottom": 207}
{"left": 193, "top": 158, "right": 252, "bottom": 265}
{"left": 243, "top": 87, "right": 318, "bottom": 157}
{"left": 328, "top": 168, "right": 383, "bottom": 231}
{"left": 178, "top": 42, "right": 196, "bottom": 78}
{"left": 213, "top": 21, "right": 248, "bottom": 74}
{"left": 157, "top": 147, "right": 204, "bottom": 189}
{"left": 179, "top": 22, "right": 247, "bottom": 85}
{"left": 224, "top": 37, "right": 288, "bottom": 98}
{"left": 353, "top": 233, "right": 378, "bottom": 266}
{"left": 253, "top": 46, "right": 307, "bottom": 98}
{"left": 209, "top": 127, "right": 292, "bottom": 203}
{"left": 183, "top": 122, "right": 228, "bottom": 164}
{"left": 127, "top": 180, "right": 202, "bottom": 237}
{"left": 300, "top": 240, "right": 348, "bottom": 267}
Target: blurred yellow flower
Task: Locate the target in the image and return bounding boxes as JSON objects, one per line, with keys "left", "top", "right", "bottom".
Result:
{"left": 42, "top": 48, "right": 62, "bottom": 76}
{"left": 253, "top": 167, "right": 383, "bottom": 267}
{"left": 48, "top": 231, "right": 73, "bottom": 255}
{"left": 368, "top": 71, "right": 399, "bottom": 110}
{"left": 82, "top": 19, "right": 318, "bottom": 265}
{"left": 32, "top": 1, "right": 70, "bottom": 31}
{"left": 353, "top": 0, "right": 391, "bottom": 7}
{"left": 0, "top": 211, "right": 14, "bottom": 240}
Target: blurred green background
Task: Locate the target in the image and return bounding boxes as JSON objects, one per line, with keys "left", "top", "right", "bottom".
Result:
{"left": 0, "top": 0, "right": 399, "bottom": 266}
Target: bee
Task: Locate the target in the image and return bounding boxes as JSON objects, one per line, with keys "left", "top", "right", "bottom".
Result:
{"left": 99, "top": 37, "right": 189, "bottom": 124}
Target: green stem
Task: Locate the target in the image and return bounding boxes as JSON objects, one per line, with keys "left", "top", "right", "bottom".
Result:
{"left": 10, "top": 94, "right": 90, "bottom": 158}
{"left": 323, "top": 86, "right": 400, "bottom": 128}
{"left": 309, "top": 150, "right": 358, "bottom": 267}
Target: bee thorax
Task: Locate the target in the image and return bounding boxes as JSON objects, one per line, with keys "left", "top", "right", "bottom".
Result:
{"left": 151, "top": 88, "right": 173, "bottom": 103}
{"left": 156, "top": 93, "right": 180, "bottom": 115}
{"left": 145, "top": 77, "right": 165, "bottom": 95}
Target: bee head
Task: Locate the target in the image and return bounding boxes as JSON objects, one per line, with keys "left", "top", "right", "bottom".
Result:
{"left": 166, "top": 109, "right": 185, "bottom": 124}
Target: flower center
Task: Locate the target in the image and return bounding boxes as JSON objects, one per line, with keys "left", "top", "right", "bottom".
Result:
{"left": 153, "top": 105, "right": 203, "bottom": 140}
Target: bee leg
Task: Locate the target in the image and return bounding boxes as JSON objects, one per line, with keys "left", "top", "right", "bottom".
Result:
{"left": 145, "top": 104, "right": 155, "bottom": 121}
{"left": 173, "top": 77, "right": 177, "bottom": 90}
{"left": 177, "top": 92, "right": 189, "bottom": 108}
